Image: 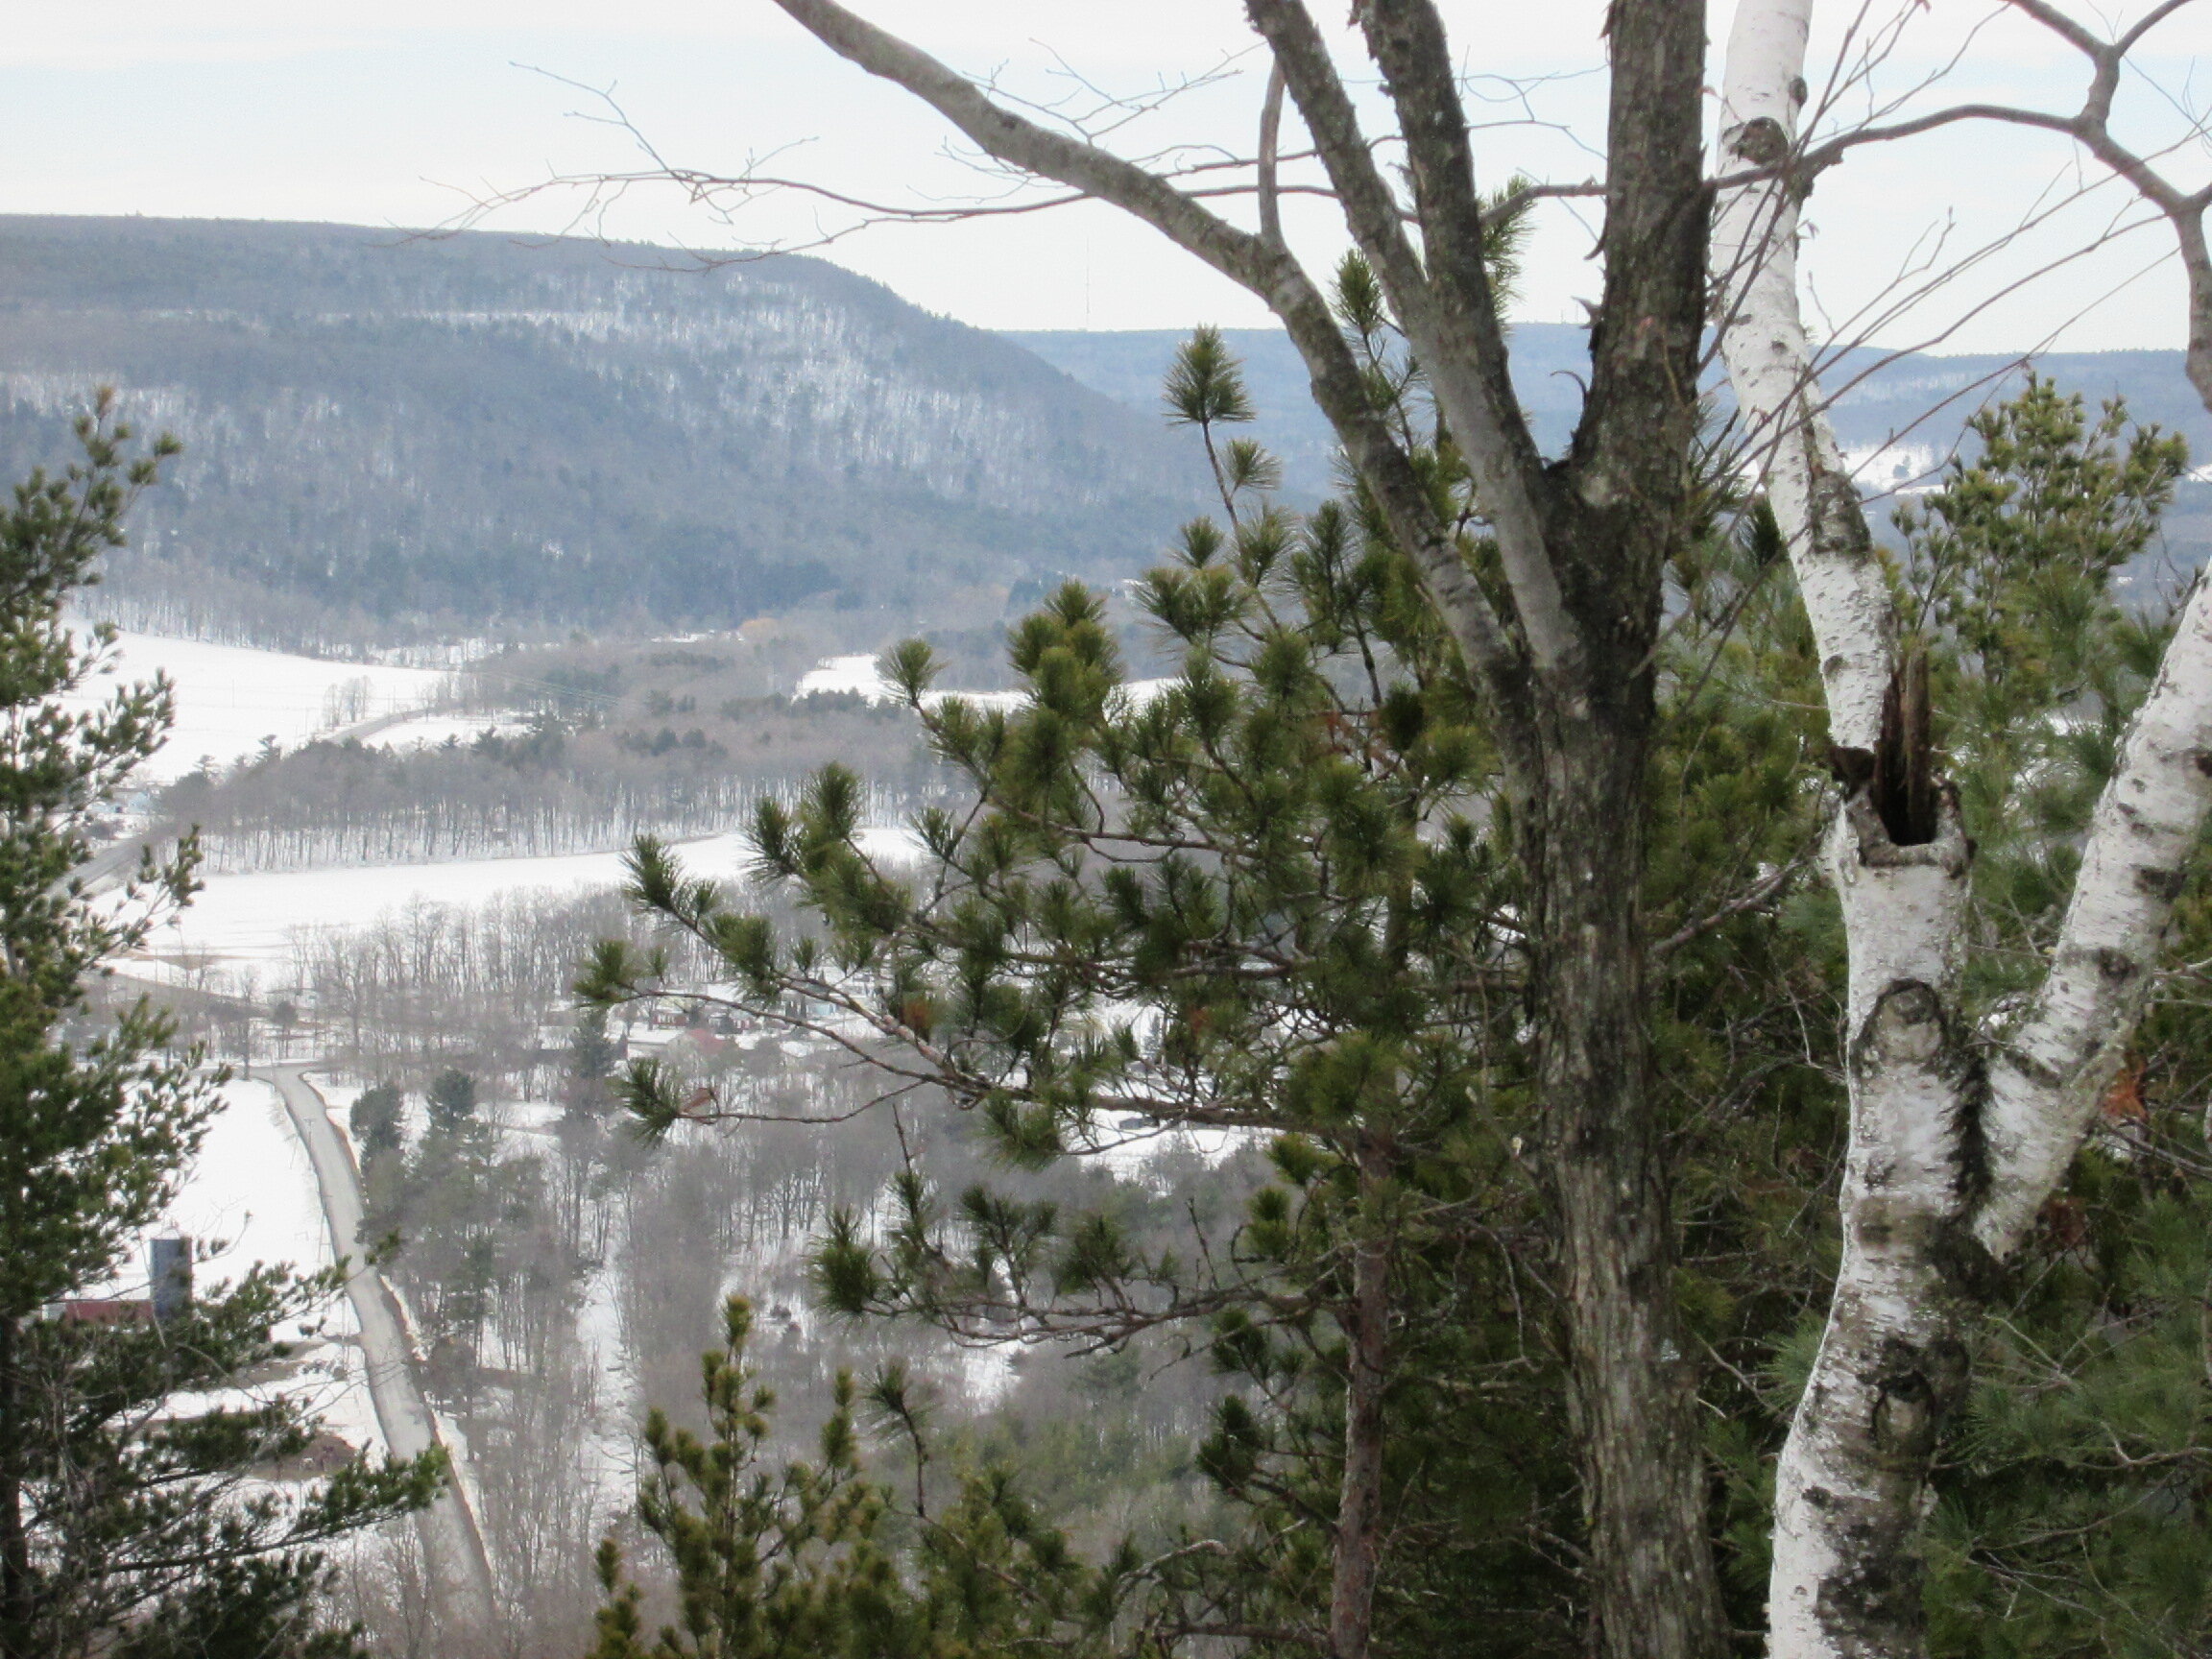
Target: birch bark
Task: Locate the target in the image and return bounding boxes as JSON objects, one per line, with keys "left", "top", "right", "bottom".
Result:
{"left": 1974, "top": 588, "right": 2212, "bottom": 1252}
{"left": 1716, "top": 1, "right": 2212, "bottom": 1653}
{"left": 1711, "top": 0, "right": 1894, "bottom": 754}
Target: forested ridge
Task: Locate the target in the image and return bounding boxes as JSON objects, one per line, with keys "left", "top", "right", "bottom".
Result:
{"left": 0, "top": 217, "right": 1201, "bottom": 648}
{"left": 1017, "top": 326, "right": 2212, "bottom": 567}
{"left": 5, "top": 216, "right": 2205, "bottom": 662}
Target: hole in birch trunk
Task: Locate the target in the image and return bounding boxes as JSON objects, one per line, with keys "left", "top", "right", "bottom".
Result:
{"left": 1871, "top": 650, "right": 1938, "bottom": 846}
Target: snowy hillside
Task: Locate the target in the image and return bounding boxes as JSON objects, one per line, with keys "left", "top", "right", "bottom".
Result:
{"left": 65, "top": 628, "right": 445, "bottom": 782}
{"left": 0, "top": 216, "right": 1203, "bottom": 646}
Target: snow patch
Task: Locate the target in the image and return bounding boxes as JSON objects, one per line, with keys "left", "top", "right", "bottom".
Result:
{"left": 795, "top": 654, "right": 1026, "bottom": 712}
{"left": 355, "top": 713, "right": 523, "bottom": 752}
{"left": 131, "top": 831, "right": 758, "bottom": 978}
{"left": 161, "top": 1077, "right": 384, "bottom": 1454}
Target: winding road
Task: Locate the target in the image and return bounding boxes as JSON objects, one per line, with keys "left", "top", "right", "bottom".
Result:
{"left": 268, "top": 1066, "right": 499, "bottom": 1629}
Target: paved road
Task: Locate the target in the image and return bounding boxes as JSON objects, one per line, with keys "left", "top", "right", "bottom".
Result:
{"left": 269, "top": 1066, "right": 499, "bottom": 1629}
{"left": 78, "top": 837, "right": 149, "bottom": 892}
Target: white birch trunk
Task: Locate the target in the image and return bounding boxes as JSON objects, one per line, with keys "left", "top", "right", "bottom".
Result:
{"left": 1766, "top": 803, "right": 1974, "bottom": 1659}
{"left": 1715, "top": 6, "right": 1981, "bottom": 1646}
{"left": 1711, "top": 0, "right": 1893, "bottom": 753}
{"left": 1975, "top": 575, "right": 2212, "bottom": 1253}
{"left": 1715, "top": 0, "right": 2212, "bottom": 1653}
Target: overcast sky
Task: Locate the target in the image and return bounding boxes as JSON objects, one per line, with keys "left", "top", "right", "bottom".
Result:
{"left": 8, "top": 1, "right": 2207, "bottom": 350}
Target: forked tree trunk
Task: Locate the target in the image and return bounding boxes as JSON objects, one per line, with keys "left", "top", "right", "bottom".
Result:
{"left": 1763, "top": 788, "right": 1981, "bottom": 1657}
{"left": 1715, "top": 1, "right": 2212, "bottom": 1650}
{"left": 758, "top": 7, "right": 1731, "bottom": 1652}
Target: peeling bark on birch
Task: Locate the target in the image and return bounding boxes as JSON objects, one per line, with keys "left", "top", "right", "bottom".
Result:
{"left": 1713, "top": 0, "right": 2005, "bottom": 1643}
{"left": 1717, "top": 1, "right": 2212, "bottom": 1653}
{"left": 1767, "top": 804, "right": 1977, "bottom": 1659}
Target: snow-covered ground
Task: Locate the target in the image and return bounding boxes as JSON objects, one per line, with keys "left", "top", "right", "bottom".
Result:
{"left": 162, "top": 1078, "right": 383, "bottom": 1455}
{"left": 794, "top": 654, "right": 888, "bottom": 699}
{"left": 797, "top": 652, "right": 1173, "bottom": 712}
{"left": 168, "top": 1079, "right": 328, "bottom": 1285}
{"left": 133, "top": 825, "right": 927, "bottom": 980}
{"left": 65, "top": 629, "right": 446, "bottom": 782}
{"left": 798, "top": 653, "right": 1026, "bottom": 710}
{"left": 356, "top": 712, "right": 522, "bottom": 752}
{"left": 1087, "top": 1123, "right": 1253, "bottom": 1190}
{"left": 135, "top": 831, "right": 748, "bottom": 977}
{"left": 1840, "top": 441, "right": 1946, "bottom": 495}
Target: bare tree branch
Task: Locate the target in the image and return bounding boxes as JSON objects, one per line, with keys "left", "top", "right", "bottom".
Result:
{"left": 1257, "top": 60, "right": 1288, "bottom": 249}
{"left": 767, "top": 0, "right": 1538, "bottom": 768}
{"left": 1248, "top": 0, "right": 1575, "bottom": 675}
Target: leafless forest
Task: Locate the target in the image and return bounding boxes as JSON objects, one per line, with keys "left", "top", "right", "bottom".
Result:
{"left": 116, "top": 862, "right": 1239, "bottom": 1657}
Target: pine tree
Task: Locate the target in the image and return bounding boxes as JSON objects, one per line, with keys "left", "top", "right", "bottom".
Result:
{"left": 12, "top": 1262, "right": 444, "bottom": 1659}
{"left": 585, "top": 314, "right": 1594, "bottom": 1654}
{"left": 568, "top": 1007, "right": 620, "bottom": 1117}
{"left": 588, "top": 1296, "right": 1097, "bottom": 1659}
{"left": 349, "top": 1082, "right": 404, "bottom": 1161}
{"left": 589, "top": 325, "right": 2210, "bottom": 1652}
{"left": 426, "top": 1068, "right": 479, "bottom": 1133}
{"left": 0, "top": 401, "right": 437, "bottom": 1658}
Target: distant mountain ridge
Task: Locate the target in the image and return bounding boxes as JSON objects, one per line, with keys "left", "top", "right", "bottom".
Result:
{"left": 1010, "top": 327, "right": 2212, "bottom": 478}
{"left": 3, "top": 215, "right": 2201, "bottom": 653}
{"left": 0, "top": 216, "right": 1201, "bottom": 647}
{"left": 1013, "top": 323, "right": 2212, "bottom": 581}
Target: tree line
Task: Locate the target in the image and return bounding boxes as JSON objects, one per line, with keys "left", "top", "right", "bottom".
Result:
{"left": 157, "top": 699, "right": 932, "bottom": 875}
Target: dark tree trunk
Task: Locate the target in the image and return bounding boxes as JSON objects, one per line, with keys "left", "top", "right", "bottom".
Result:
{"left": 1330, "top": 1172, "right": 1393, "bottom": 1659}
{"left": 1528, "top": 0, "right": 1730, "bottom": 1643}
{"left": 1531, "top": 712, "right": 1730, "bottom": 1659}
{"left": 752, "top": 5, "right": 1731, "bottom": 1652}
{"left": 0, "top": 1311, "right": 30, "bottom": 1659}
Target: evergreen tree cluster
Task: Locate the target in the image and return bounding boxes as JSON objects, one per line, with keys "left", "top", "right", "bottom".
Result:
{"left": 356, "top": 1068, "right": 586, "bottom": 1407}
{"left": 586, "top": 326, "right": 2212, "bottom": 1657}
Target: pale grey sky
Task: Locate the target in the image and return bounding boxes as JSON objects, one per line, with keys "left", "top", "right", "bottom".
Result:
{"left": 7, "top": 1, "right": 2207, "bottom": 349}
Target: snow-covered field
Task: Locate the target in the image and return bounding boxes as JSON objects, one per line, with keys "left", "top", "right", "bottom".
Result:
{"left": 356, "top": 712, "right": 517, "bottom": 751}
{"left": 162, "top": 1078, "right": 383, "bottom": 1454}
{"left": 799, "top": 653, "right": 1026, "bottom": 710}
{"left": 135, "top": 824, "right": 926, "bottom": 980}
{"left": 66, "top": 629, "right": 446, "bottom": 782}
{"left": 169, "top": 833, "right": 734, "bottom": 972}
{"left": 798, "top": 652, "right": 1175, "bottom": 712}
{"left": 168, "top": 1078, "right": 328, "bottom": 1285}
{"left": 794, "top": 654, "right": 887, "bottom": 699}
{"left": 134, "top": 832, "right": 741, "bottom": 975}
